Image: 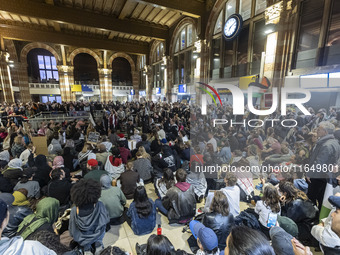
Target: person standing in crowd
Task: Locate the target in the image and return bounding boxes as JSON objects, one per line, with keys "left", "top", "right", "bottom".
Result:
{"left": 308, "top": 121, "right": 340, "bottom": 210}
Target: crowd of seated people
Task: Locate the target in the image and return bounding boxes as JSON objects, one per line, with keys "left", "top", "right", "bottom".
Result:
{"left": 0, "top": 100, "right": 339, "bottom": 255}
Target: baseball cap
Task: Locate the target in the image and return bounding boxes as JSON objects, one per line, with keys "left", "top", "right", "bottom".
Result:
{"left": 87, "top": 159, "right": 98, "bottom": 167}
{"left": 161, "top": 138, "right": 167, "bottom": 144}
{"left": 270, "top": 226, "right": 294, "bottom": 255}
{"left": 329, "top": 195, "right": 340, "bottom": 209}
{"left": 189, "top": 220, "right": 218, "bottom": 252}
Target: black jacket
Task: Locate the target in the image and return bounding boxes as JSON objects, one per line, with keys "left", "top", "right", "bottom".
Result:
{"left": 162, "top": 182, "right": 196, "bottom": 223}
{"left": 203, "top": 212, "right": 234, "bottom": 250}
{"left": 281, "top": 198, "right": 319, "bottom": 246}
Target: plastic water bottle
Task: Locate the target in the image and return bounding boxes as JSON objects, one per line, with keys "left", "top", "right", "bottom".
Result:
{"left": 157, "top": 224, "right": 162, "bottom": 235}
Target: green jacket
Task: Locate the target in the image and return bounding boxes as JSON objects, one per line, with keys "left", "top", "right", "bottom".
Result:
{"left": 99, "top": 187, "right": 126, "bottom": 219}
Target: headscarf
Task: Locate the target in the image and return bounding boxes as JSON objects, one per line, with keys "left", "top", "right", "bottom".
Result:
{"left": 17, "top": 197, "right": 60, "bottom": 239}
{"left": 12, "top": 190, "right": 30, "bottom": 206}
{"left": 8, "top": 158, "right": 23, "bottom": 170}
{"left": 0, "top": 150, "right": 10, "bottom": 162}
{"left": 100, "top": 174, "right": 112, "bottom": 190}
{"left": 53, "top": 156, "right": 64, "bottom": 170}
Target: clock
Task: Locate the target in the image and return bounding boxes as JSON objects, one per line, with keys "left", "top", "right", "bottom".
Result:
{"left": 223, "top": 14, "right": 243, "bottom": 41}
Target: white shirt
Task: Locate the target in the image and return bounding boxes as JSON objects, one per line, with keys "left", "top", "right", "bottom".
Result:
{"left": 207, "top": 137, "right": 217, "bottom": 152}
{"left": 220, "top": 186, "right": 240, "bottom": 217}
{"left": 158, "top": 129, "right": 166, "bottom": 140}
{"left": 255, "top": 200, "right": 281, "bottom": 227}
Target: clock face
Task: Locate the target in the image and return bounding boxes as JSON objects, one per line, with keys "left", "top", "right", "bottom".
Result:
{"left": 224, "top": 17, "right": 237, "bottom": 37}
{"left": 223, "top": 14, "right": 243, "bottom": 41}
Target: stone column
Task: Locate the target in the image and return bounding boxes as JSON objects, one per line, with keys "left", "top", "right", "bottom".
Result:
{"left": 0, "top": 51, "right": 14, "bottom": 104}
{"left": 15, "top": 63, "right": 31, "bottom": 103}
{"left": 57, "top": 65, "right": 74, "bottom": 102}
{"left": 145, "top": 65, "right": 152, "bottom": 101}
{"left": 98, "top": 68, "right": 113, "bottom": 103}
{"left": 165, "top": 56, "right": 172, "bottom": 102}
{"left": 132, "top": 70, "right": 139, "bottom": 100}
{"left": 264, "top": 1, "right": 296, "bottom": 88}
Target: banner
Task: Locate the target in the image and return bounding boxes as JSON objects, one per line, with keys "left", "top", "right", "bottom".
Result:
{"left": 71, "top": 85, "right": 82, "bottom": 92}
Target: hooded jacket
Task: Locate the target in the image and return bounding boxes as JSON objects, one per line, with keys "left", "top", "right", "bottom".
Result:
{"left": 2, "top": 192, "right": 33, "bottom": 238}
{"left": 311, "top": 224, "right": 340, "bottom": 249}
{"left": 69, "top": 201, "right": 109, "bottom": 248}
{"left": 0, "top": 236, "right": 56, "bottom": 255}
{"left": 162, "top": 182, "right": 196, "bottom": 223}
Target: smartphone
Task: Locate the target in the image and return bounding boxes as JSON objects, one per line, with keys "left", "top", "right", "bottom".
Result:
{"left": 267, "top": 213, "right": 278, "bottom": 228}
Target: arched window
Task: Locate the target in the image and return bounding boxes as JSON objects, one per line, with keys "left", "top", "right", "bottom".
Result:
{"left": 210, "top": 0, "right": 266, "bottom": 80}
{"left": 174, "top": 24, "right": 195, "bottom": 53}
{"left": 172, "top": 22, "right": 197, "bottom": 86}
{"left": 151, "top": 42, "right": 165, "bottom": 89}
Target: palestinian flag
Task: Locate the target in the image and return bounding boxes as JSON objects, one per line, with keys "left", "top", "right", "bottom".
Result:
{"left": 319, "top": 182, "right": 334, "bottom": 220}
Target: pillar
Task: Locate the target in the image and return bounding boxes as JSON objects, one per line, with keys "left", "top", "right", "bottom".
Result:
{"left": 15, "top": 63, "right": 31, "bottom": 103}
{"left": 145, "top": 65, "right": 152, "bottom": 101}
{"left": 165, "top": 56, "right": 172, "bottom": 102}
{"left": 0, "top": 51, "right": 14, "bottom": 104}
{"left": 57, "top": 65, "right": 74, "bottom": 102}
{"left": 132, "top": 70, "right": 139, "bottom": 100}
{"left": 264, "top": 1, "right": 295, "bottom": 88}
{"left": 98, "top": 68, "right": 113, "bottom": 103}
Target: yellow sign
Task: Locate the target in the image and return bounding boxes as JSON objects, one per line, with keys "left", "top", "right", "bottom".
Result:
{"left": 239, "top": 75, "right": 258, "bottom": 90}
{"left": 71, "top": 85, "right": 82, "bottom": 92}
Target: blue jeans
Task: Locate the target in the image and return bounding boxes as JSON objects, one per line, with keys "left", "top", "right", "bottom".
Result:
{"left": 155, "top": 198, "right": 168, "bottom": 216}
{"left": 83, "top": 230, "right": 105, "bottom": 251}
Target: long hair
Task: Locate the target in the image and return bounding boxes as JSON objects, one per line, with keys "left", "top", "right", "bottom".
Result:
{"left": 146, "top": 234, "right": 173, "bottom": 255}
{"left": 210, "top": 191, "right": 230, "bottom": 216}
{"left": 262, "top": 184, "right": 280, "bottom": 213}
{"left": 227, "top": 226, "right": 275, "bottom": 255}
{"left": 159, "top": 168, "right": 175, "bottom": 190}
{"left": 134, "top": 186, "right": 152, "bottom": 218}
{"left": 279, "top": 181, "right": 308, "bottom": 203}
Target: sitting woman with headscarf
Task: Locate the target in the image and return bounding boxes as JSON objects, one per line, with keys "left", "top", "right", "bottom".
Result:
{"left": 0, "top": 148, "right": 10, "bottom": 169}
{"left": 17, "top": 197, "right": 60, "bottom": 240}
{"left": 2, "top": 158, "right": 23, "bottom": 186}
{"left": 52, "top": 156, "right": 70, "bottom": 180}
{"left": 33, "top": 155, "right": 52, "bottom": 188}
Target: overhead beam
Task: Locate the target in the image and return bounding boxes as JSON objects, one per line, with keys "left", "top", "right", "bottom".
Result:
{"left": 0, "top": 0, "right": 168, "bottom": 40}
{"left": 139, "top": 0, "right": 205, "bottom": 18}
{"left": 0, "top": 24, "right": 149, "bottom": 55}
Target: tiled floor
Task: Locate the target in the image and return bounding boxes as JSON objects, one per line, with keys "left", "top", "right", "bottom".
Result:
{"left": 102, "top": 181, "right": 322, "bottom": 255}
{"left": 102, "top": 182, "right": 199, "bottom": 254}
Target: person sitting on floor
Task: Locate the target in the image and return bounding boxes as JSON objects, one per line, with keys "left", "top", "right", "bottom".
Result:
{"left": 189, "top": 221, "right": 220, "bottom": 255}
{"left": 127, "top": 186, "right": 156, "bottom": 235}
{"left": 155, "top": 168, "right": 196, "bottom": 224}
{"left": 99, "top": 174, "right": 126, "bottom": 225}
{"left": 69, "top": 178, "right": 109, "bottom": 255}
